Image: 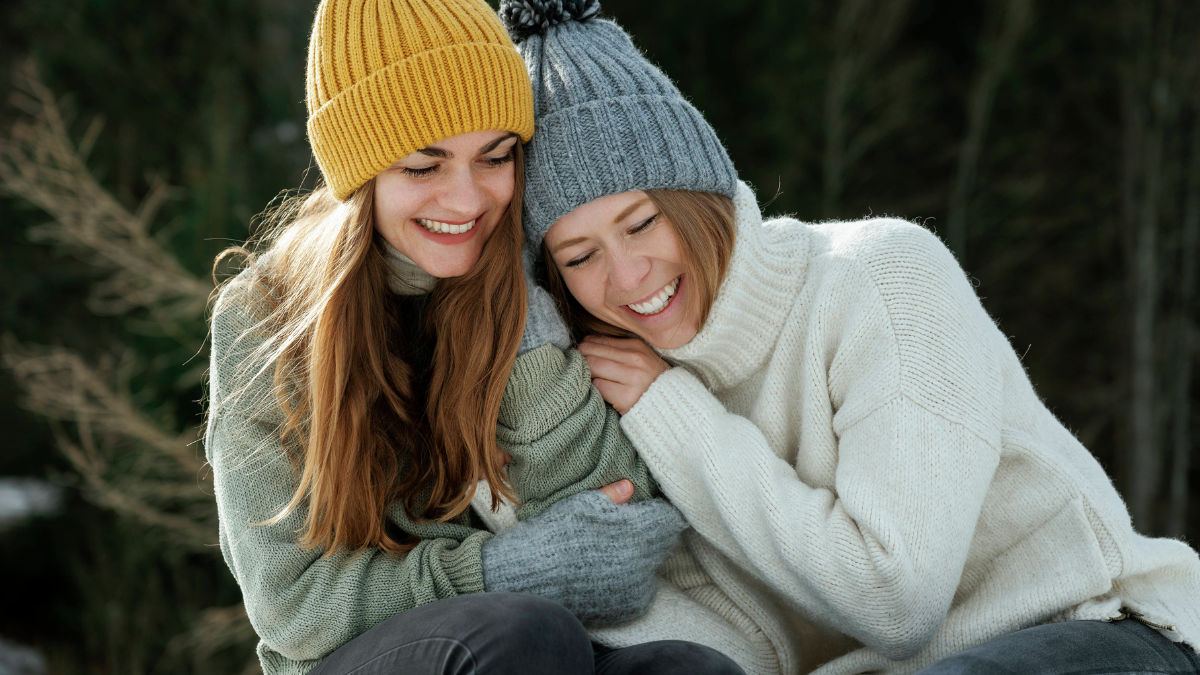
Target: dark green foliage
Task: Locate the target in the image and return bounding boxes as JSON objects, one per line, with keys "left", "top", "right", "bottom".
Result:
{"left": 1, "top": 0, "right": 1198, "bottom": 672}
{"left": 0, "top": 0, "right": 317, "bottom": 670}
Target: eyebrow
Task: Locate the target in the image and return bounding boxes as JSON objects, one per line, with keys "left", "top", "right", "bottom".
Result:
{"left": 551, "top": 198, "right": 656, "bottom": 255}
{"left": 614, "top": 198, "right": 652, "bottom": 224}
{"left": 415, "top": 132, "right": 519, "bottom": 160}
{"left": 551, "top": 235, "right": 590, "bottom": 254}
{"left": 478, "top": 132, "right": 519, "bottom": 155}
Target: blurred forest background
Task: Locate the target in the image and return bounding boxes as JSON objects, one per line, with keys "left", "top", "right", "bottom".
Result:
{"left": 0, "top": 0, "right": 1197, "bottom": 672}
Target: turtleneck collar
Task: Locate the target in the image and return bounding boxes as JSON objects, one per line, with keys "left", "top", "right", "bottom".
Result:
{"left": 383, "top": 241, "right": 438, "bottom": 296}
{"left": 656, "top": 181, "right": 811, "bottom": 391}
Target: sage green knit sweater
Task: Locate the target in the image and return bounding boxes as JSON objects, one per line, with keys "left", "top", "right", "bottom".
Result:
{"left": 205, "top": 270, "right": 654, "bottom": 675}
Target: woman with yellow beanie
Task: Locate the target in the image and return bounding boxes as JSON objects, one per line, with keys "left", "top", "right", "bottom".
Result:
{"left": 204, "top": 0, "right": 748, "bottom": 674}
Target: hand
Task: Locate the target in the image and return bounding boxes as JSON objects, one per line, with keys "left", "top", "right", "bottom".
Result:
{"left": 598, "top": 479, "right": 634, "bottom": 504}
{"left": 578, "top": 335, "right": 671, "bottom": 414}
{"left": 480, "top": 491, "right": 687, "bottom": 626}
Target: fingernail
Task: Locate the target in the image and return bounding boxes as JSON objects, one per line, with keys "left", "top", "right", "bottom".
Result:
{"left": 617, "top": 480, "right": 633, "bottom": 498}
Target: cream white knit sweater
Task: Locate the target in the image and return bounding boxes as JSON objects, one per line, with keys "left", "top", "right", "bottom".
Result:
{"left": 620, "top": 181, "right": 1200, "bottom": 675}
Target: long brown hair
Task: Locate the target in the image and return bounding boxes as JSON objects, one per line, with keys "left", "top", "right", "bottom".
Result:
{"left": 545, "top": 189, "right": 736, "bottom": 342}
{"left": 214, "top": 143, "right": 526, "bottom": 556}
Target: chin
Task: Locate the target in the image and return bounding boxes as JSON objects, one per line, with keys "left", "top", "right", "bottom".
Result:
{"left": 641, "top": 324, "right": 698, "bottom": 350}
{"left": 414, "top": 252, "right": 483, "bottom": 278}
{"left": 429, "top": 261, "right": 478, "bottom": 278}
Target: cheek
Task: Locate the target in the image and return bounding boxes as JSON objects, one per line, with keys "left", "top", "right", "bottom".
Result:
{"left": 374, "top": 176, "right": 421, "bottom": 229}
{"left": 563, "top": 268, "right": 608, "bottom": 314}
{"left": 480, "top": 166, "right": 516, "bottom": 208}
{"left": 651, "top": 226, "right": 685, "bottom": 266}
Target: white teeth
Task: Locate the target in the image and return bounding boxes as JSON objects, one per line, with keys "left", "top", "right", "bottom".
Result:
{"left": 418, "top": 218, "right": 476, "bottom": 234}
{"left": 627, "top": 277, "right": 680, "bottom": 316}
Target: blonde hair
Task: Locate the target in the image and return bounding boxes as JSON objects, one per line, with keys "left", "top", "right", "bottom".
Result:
{"left": 545, "top": 189, "right": 736, "bottom": 341}
{"left": 214, "top": 144, "right": 526, "bottom": 556}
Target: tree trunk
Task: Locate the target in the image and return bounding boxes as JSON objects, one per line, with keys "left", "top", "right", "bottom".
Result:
{"left": 1129, "top": 108, "right": 1164, "bottom": 532}
{"left": 946, "top": 0, "right": 1033, "bottom": 261}
{"left": 1168, "top": 110, "right": 1199, "bottom": 537}
{"left": 822, "top": 0, "right": 915, "bottom": 218}
{"left": 822, "top": 0, "right": 869, "bottom": 218}
{"left": 1126, "top": 0, "right": 1178, "bottom": 533}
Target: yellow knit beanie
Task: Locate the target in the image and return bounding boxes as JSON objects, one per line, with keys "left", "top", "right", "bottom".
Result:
{"left": 306, "top": 0, "right": 535, "bottom": 200}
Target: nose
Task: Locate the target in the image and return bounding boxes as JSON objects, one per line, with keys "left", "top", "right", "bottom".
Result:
{"left": 607, "top": 245, "right": 651, "bottom": 293}
{"left": 435, "top": 162, "right": 487, "bottom": 219}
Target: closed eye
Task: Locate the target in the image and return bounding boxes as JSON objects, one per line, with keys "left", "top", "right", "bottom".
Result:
{"left": 482, "top": 152, "right": 514, "bottom": 167}
{"left": 565, "top": 251, "right": 595, "bottom": 268}
{"left": 629, "top": 213, "right": 659, "bottom": 235}
{"left": 402, "top": 165, "right": 438, "bottom": 178}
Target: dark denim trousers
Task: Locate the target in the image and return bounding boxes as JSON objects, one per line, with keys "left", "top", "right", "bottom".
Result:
{"left": 916, "top": 618, "right": 1200, "bottom": 675}
{"left": 307, "top": 592, "right": 745, "bottom": 675}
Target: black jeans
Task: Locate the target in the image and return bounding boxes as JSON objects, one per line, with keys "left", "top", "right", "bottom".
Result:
{"left": 915, "top": 618, "right": 1200, "bottom": 675}
{"left": 307, "top": 592, "right": 746, "bottom": 675}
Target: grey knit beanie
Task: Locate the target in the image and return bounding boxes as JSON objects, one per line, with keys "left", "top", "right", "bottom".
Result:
{"left": 499, "top": 0, "right": 738, "bottom": 248}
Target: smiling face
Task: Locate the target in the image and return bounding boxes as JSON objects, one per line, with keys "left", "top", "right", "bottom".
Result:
{"left": 544, "top": 190, "right": 701, "bottom": 350}
{"left": 373, "top": 130, "right": 519, "bottom": 278}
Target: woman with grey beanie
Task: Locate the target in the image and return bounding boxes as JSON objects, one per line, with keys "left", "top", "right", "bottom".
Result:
{"left": 501, "top": 1, "right": 1200, "bottom": 675}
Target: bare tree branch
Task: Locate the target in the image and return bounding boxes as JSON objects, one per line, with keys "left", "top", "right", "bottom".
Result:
{"left": 0, "top": 62, "right": 212, "bottom": 325}
{"left": 165, "top": 604, "right": 261, "bottom": 675}
{"left": 2, "top": 337, "right": 216, "bottom": 550}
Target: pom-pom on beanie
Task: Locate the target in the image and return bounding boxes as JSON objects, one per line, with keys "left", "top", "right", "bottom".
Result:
{"left": 500, "top": 0, "right": 738, "bottom": 247}
{"left": 306, "top": 0, "right": 536, "bottom": 200}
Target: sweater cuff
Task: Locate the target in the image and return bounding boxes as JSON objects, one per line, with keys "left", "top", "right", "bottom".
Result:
{"left": 440, "top": 530, "right": 492, "bottom": 596}
{"left": 621, "top": 367, "right": 726, "bottom": 472}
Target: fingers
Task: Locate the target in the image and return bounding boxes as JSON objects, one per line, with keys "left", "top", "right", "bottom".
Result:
{"left": 579, "top": 345, "right": 668, "bottom": 387}
{"left": 583, "top": 352, "right": 642, "bottom": 383}
{"left": 579, "top": 336, "right": 668, "bottom": 376}
{"left": 578, "top": 337, "right": 652, "bottom": 365}
{"left": 579, "top": 333, "right": 670, "bottom": 415}
{"left": 598, "top": 479, "right": 634, "bottom": 504}
{"left": 591, "top": 377, "right": 637, "bottom": 414}
{"left": 580, "top": 335, "right": 645, "bottom": 350}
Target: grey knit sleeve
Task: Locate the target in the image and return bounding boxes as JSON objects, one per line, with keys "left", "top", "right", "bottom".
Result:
{"left": 497, "top": 344, "right": 657, "bottom": 520}
{"left": 205, "top": 277, "right": 489, "bottom": 665}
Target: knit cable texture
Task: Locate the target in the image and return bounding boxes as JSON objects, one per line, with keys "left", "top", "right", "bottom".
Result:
{"left": 619, "top": 181, "right": 1200, "bottom": 675}
{"left": 480, "top": 490, "right": 687, "bottom": 626}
